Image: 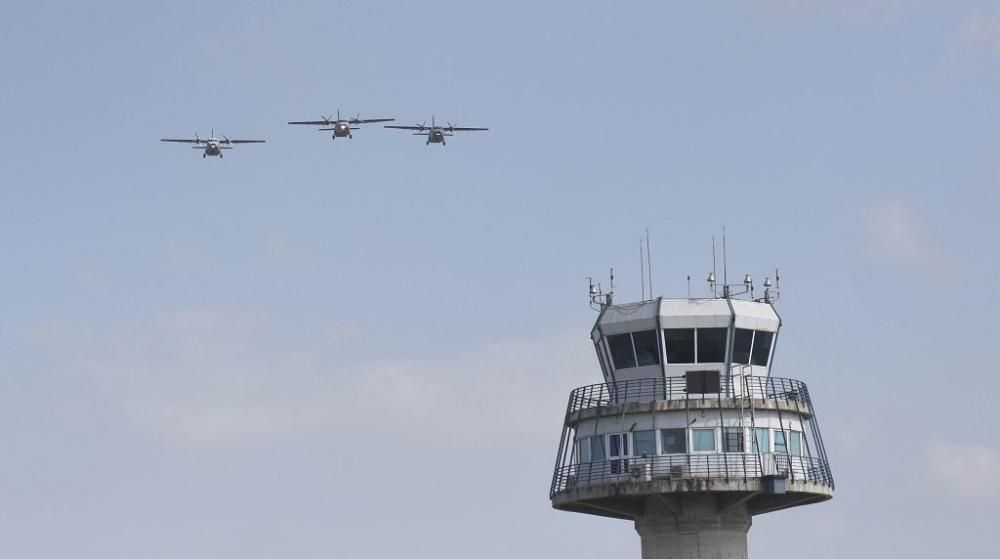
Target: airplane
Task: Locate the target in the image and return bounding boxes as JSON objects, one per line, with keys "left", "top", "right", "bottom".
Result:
{"left": 384, "top": 116, "right": 488, "bottom": 146}
{"left": 160, "top": 129, "right": 265, "bottom": 158}
{"left": 287, "top": 110, "right": 395, "bottom": 140}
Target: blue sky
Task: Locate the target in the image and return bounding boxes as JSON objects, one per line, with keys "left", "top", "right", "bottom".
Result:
{"left": 2, "top": 2, "right": 1000, "bottom": 557}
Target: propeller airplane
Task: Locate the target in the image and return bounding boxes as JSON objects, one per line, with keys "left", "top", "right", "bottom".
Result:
{"left": 384, "top": 116, "right": 488, "bottom": 146}
{"left": 287, "top": 110, "right": 395, "bottom": 140}
{"left": 160, "top": 129, "right": 265, "bottom": 159}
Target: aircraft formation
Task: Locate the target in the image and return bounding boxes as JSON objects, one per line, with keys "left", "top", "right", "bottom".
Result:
{"left": 161, "top": 111, "right": 489, "bottom": 158}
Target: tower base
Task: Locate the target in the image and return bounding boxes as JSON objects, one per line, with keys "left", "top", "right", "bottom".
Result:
{"left": 634, "top": 495, "right": 751, "bottom": 559}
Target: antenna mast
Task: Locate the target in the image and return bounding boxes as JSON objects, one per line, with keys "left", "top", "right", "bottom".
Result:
{"left": 646, "top": 228, "right": 653, "bottom": 298}
{"left": 640, "top": 238, "right": 645, "bottom": 300}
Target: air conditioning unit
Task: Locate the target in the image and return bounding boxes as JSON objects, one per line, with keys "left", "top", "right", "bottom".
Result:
{"left": 629, "top": 463, "right": 652, "bottom": 482}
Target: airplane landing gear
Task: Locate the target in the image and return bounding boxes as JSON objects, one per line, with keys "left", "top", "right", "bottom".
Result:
{"left": 203, "top": 153, "right": 206, "bottom": 159}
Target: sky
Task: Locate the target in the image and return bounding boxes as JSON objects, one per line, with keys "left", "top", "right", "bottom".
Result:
{"left": 2, "top": 1, "right": 1000, "bottom": 557}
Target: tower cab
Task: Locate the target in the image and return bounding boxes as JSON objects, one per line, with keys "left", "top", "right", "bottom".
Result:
{"left": 592, "top": 298, "right": 779, "bottom": 398}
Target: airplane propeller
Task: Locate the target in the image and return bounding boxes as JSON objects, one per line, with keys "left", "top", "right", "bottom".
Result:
{"left": 447, "top": 121, "right": 455, "bottom": 132}
{"left": 222, "top": 134, "right": 232, "bottom": 144}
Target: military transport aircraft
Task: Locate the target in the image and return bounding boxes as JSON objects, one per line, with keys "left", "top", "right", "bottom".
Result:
{"left": 287, "top": 110, "right": 395, "bottom": 140}
{"left": 160, "top": 130, "right": 266, "bottom": 158}
{"left": 384, "top": 116, "right": 489, "bottom": 146}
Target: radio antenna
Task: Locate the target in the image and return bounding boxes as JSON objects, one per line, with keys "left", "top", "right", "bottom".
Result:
{"left": 645, "top": 228, "right": 653, "bottom": 298}
{"left": 639, "top": 238, "right": 645, "bottom": 300}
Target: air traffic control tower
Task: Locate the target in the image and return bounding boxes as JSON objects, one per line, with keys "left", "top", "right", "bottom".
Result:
{"left": 549, "top": 273, "right": 833, "bottom": 558}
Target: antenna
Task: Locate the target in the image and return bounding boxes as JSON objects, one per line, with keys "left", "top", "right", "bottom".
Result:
{"left": 711, "top": 236, "right": 718, "bottom": 297}
{"left": 646, "top": 228, "right": 653, "bottom": 298}
{"left": 687, "top": 275, "right": 691, "bottom": 299}
{"left": 722, "top": 226, "right": 728, "bottom": 297}
{"left": 640, "top": 238, "right": 645, "bottom": 300}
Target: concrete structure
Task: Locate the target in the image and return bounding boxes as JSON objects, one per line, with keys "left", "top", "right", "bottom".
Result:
{"left": 549, "top": 288, "right": 834, "bottom": 559}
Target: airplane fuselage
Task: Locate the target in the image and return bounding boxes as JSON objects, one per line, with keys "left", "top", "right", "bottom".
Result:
{"left": 427, "top": 129, "right": 446, "bottom": 144}
{"left": 331, "top": 122, "right": 352, "bottom": 138}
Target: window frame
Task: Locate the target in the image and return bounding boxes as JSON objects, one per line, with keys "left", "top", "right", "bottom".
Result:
{"left": 660, "top": 428, "right": 687, "bottom": 455}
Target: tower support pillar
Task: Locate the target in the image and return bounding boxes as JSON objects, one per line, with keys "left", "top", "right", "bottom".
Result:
{"left": 634, "top": 495, "right": 751, "bottom": 559}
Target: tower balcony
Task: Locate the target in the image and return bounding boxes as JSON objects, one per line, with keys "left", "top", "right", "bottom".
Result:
{"left": 549, "top": 376, "right": 834, "bottom": 519}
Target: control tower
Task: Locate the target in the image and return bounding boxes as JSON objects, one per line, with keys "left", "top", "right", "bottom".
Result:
{"left": 549, "top": 273, "right": 833, "bottom": 558}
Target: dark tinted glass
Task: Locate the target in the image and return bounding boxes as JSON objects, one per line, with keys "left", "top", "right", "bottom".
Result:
{"left": 661, "top": 428, "right": 686, "bottom": 454}
{"left": 732, "top": 328, "right": 753, "bottom": 364}
{"left": 664, "top": 328, "right": 695, "bottom": 363}
{"left": 632, "top": 330, "right": 660, "bottom": 367}
{"left": 686, "top": 370, "right": 720, "bottom": 394}
{"left": 723, "top": 428, "right": 744, "bottom": 452}
{"left": 751, "top": 330, "right": 774, "bottom": 366}
{"left": 607, "top": 333, "right": 636, "bottom": 369}
{"left": 697, "top": 328, "right": 727, "bottom": 363}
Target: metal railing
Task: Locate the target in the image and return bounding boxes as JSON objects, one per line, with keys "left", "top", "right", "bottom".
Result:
{"left": 550, "top": 453, "right": 833, "bottom": 498}
{"left": 566, "top": 376, "right": 811, "bottom": 415}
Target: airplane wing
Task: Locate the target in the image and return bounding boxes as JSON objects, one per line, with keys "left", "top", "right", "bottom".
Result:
{"left": 226, "top": 139, "right": 266, "bottom": 144}
{"left": 288, "top": 120, "right": 333, "bottom": 125}
{"left": 447, "top": 127, "right": 489, "bottom": 132}
{"left": 161, "top": 138, "right": 203, "bottom": 143}
{"left": 350, "top": 117, "right": 395, "bottom": 124}
{"left": 384, "top": 125, "right": 426, "bottom": 130}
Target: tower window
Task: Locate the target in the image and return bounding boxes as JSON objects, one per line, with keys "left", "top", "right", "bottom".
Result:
{"left": 686, "top": 370, "right": 720, "bottom": 394}
{"left": 691, "top": 428, "right": 716, "bottom": 452}
{"left": 789, "top": 431, "right": 802, "bottom": 457}
{"left": 723, "top": 427, "right": 745, "bottom": 452}
{"left": 592, "top": 435, "right": 606, "bottom": 461}
{"left": 751, "top": 330, "right": 774, "bottom": 366}
{"left": 774, "top": 430, "right": 787, "bottom": 455}
{"left": 607, "top": 333, "right": 637, "bottom": 369}
{"left": 606, "top": 330, "right": 660, "bottom": 370}
{"left": 664, "top": 328, "right": 695, "bottom": 364}
{"left": 632, "top": 330, "right": 661, "bottom": 367}
{"left": 634, "top": 430, "right": 656, "bottom": 457}
{"left": 578, "top": 437, "right": 592, "bottom": 463}
{"left": 697, "top": 328, "right": 727, "bottom": 363}
{"left": 752, "top": 427, "right": 770, "bottom": 453}
{"left": 660, "top": 428, "right": 687, "bottom": 454}
{"left": 732, "top": 328, "right": 754, "bottom": 365}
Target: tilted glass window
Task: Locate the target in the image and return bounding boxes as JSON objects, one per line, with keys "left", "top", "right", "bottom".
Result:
{"left": 697, "top": 328, "right": 728, "bottom": 363}
{"left": 664, "top": 328, "right": 695, "bottom": 364}
{"left": 789, "top": 431, "right": 802, "bottom": 457}
{"left": 723, "top": 427, "right": 744, "bottom": 452}
{"left": 660, "top": 428, "right": 687, "bottom": 454}
{"left": 753, "top": 427, "right": 770, "bottom": 453}
{"left": 579, "top": 437, "right": 592, "bottom": 463}
{"left": 632, "top": 330, "right": 661, "bottom": 367}
{"left": 634, "top": 430, "right": 656, "bottom": 457}
{"left": 732, "top": 328, "right": 754, "bottom": 365}
{"left": 774, "top": 430, "right": 787, "bottom": 454}
{"left": 692, "top": 428, "right": 716, "bottom": 452}
{"left": 751, "top": 330, "right": 774, "bottom": 366}
{"left": 607, "top": 333, "right": 637, "bottom": 369}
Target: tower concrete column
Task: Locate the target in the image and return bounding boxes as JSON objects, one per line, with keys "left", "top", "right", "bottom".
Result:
{"left": 634, "top": 496, "right": 751, "bottom": 559}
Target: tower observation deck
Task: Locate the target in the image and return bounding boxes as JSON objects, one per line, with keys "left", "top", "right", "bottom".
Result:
{"left": 549, "top": 286, "right": 833, "bottom": 558}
